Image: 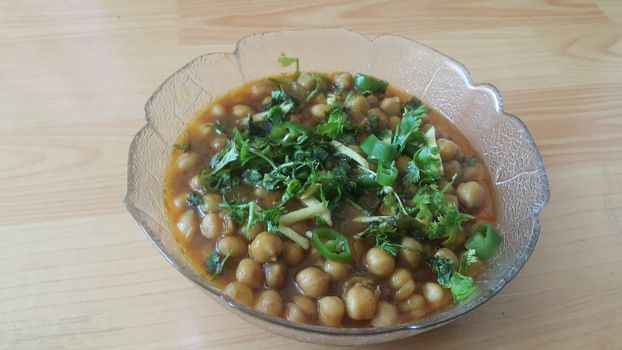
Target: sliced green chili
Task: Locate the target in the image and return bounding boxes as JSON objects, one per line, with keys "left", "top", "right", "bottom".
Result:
{"left": 376, "top": 163, "right": 397, "bottom": 186}
{"left": 465, "top": 223, "right": 502, "bottom": 261}
{"left": 353, "top": 73, "right": 389, "bottom": 93}
{"left": 360, "top": 134, "right": 396, "bottom": 163}
{"left": 270, "top": 121, "right": 313, "bottom": 142}
{"left": 311, "top": 228, "right": 352, "bottom": 263}
{"left": 376, "top": 162, "right": 398, "bottom": 186}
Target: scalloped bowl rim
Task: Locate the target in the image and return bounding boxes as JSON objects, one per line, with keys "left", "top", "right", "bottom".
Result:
{"left": 125, "top": 28, "right": 550, "bottom": 338}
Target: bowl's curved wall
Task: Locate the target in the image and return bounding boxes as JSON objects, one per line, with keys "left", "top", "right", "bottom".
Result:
{"left": 125, "top": 29, "right": 549, "bottom": 345}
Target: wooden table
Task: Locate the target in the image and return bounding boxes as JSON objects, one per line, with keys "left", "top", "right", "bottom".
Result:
{"left": 2, "top": 1, "right": 621, "bottom": 349}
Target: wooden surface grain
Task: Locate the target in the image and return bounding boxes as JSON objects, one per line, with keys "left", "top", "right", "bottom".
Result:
{"left": 1, "top": 1, "right": 621, "bottom": 349}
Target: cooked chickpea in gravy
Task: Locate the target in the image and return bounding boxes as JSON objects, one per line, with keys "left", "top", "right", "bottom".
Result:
{"left": 165, "top": 65, "right": 499, "bottom": 328}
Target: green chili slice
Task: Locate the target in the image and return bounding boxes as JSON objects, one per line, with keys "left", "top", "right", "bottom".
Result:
{"left": 311, "top": 228, "right": 352, "bottom": 263}
{"left": 353, "top": 73, "right": 389, "bottom": 93}
{"left": 270, "top": 121, "right": 313, "bottom": 142}
{"left": 465, "top": 223, "right": 502, "bottom": 261}
{"left": 376, "top": 162, "right": 398, "bottom": 186}
{"left": 360, "top": 134, "right": 396, "bottom": 163}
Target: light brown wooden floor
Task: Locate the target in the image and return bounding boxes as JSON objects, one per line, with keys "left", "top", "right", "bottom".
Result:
{"left": 1, "top": 1, "right": 621, "bottom": 349}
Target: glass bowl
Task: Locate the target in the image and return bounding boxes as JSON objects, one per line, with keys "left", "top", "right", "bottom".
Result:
{"left": 125, "top": 29, "right": 549, "bottom": 345}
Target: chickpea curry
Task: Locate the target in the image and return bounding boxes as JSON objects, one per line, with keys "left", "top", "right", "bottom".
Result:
{"left": 164, "top": 56, "right": 500, "bottom": 328}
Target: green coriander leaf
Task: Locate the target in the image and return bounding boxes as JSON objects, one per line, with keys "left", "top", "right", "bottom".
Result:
{"left": 392, "top": 102, "right": 427, "bottom": 153}
{"left": 316, "top": 105, "right": 348, "bottom": 139}
{"left": 403, "top": 159, "right": 421, "bottom": 185}
{"left": 427, "top": 255, "right": 478, "bottom": 304}
{"left": 209, "top": 140, "right": 238, "bottom": 173}
{"left": 429, "top": 256, "right": 454, "bottom": 285}
{"left": 186, "top": 192, "right": 204, "bottom": 207}
{"left": 281, "top": 178, "right": 303, "bottom": 204}
{"left": 448, "top": 271, "right": 478, "bottom": 304}
{"left": 220, "top": 197, "right": 251, "bottom": 224}
{"left": 205, "top": 250, "right": 231, "bottom": 278}
{"left": 253, "top": 207, "right": 285, "bottom": 233}
{"left": 277, "top": 54, "right": 300, "bottom": 78}
{"left": 214, "top": 121, "right": 225, "bottom": 135}
{"left": 305, "top": 76, "right": 323, "bottom": 104}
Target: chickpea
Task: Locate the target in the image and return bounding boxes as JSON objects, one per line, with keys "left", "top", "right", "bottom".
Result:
{"left": 249, "top": 232, "right": 283, "bottom": 263}
{"left": 462, "top": 163, "right": 485, "bottom": 181}
{"left": 176, "top": 152, "right": 199, "bottom": 171}
{"left": 189, "top": 175, "right": 205, "bottom": 194}
{"left": 254, "top": 189, "right": 281, "bottom": 208}
{"left": 396, "top": 155, "right": 412, "bottom": 174}
{"left": 444, "top": 194, "right": 459, "bottom": 207}
{"left": 217, "top": 236, "right": 247, "bottom": 259}
{"left": 286, "top": 296, "right": 317, "bottom": 324}
{"left": 281, "top": 241, "right": 305, "bottom": 265}
{"left": 197, "top": 123, "right": 214, "bottom": 137}
{"left": 399, "top": 237, "right": 422, "bottom": 268}
{"left": 390, "top": 268, "right": 416, "bottom": 302}
{"left": 366, "top": 95, "right": 379, "bottom": 107}
{"left": 423, "top": 282, "right": 447, "bottom": 309}
{"left": 296, "top": 267, "right": 330, "bottom": 298}
{"left": 443, "top": 160, "right": 462, "bottom": 181}
{"left": 454, "top": 147, "right": 465, "bottom": 162}
{"left": 220, "top": 213, "right": 236, "bottom": 236}
{"left": 224, "top": 281, "right": 254, "bottom": 307}
{"left": 380, "top": 96, "right": 401, "bottom": 115}
{"left": 367, "top": 107, "right": 387, "bottom": 120}
{"left": 334, "top": 72, "right": 353, "bottom": 90}
{"left": 243, "top": 223, "right": 264, "bottom": 240}
{"left": 176, "top": 210, "right": 197, "bottom": 238}
{"left": 345, "top": 285, "right": 378, "bottom": 321}
{"left": 310, "top": 103, "right": 329, "bottom": 120}
{"left": 347, "top": 95, "right": 370, "bottom": 115}
{"left": 348, "top": 144, "right": 364, "bottom": 155}
{"left": 289, "top": 114, "right": 303, "bottom": 124}
{"left": 318, "top": 296, "right": 345, "bottom": 327}
{"left": 398, "top": 294, "right": 425, "bottom": 313}
{"left": 231, "top": 104, "right": 254, "bottom": 119}
{"left": 352, "top": 238, "right": 366, "bottom": 263}
{"left": 365, "top": 247, "right": 395, "bottom": 277}
{"left": 200, "top": 213, "right": 223, "bottom": 239}
{"left": 235, "top": 258, "right": 264, "bottom": 289}
{"left": 211, "top": 136, "right": 228, "bottom": 151}
{"left": 457, "top": 181, "right": 486, "bottom": 210}
{"left": 378, "top": 202, "right": 393, "bottom": 216}
{"left": 297, "top": 72, "right": 316, "bottom": 89}
{"left": 453, "top": 229, "right": 468, "bottom": 248}
{"left": 389, "top": 116, "right": 401, "bottom": 131}
{"left": 264, "top": 262, "right": 288, "bottom": 289}
{"left": 435, "top": 248, "right": 459, "bottom": 270}
{"left": 199, "top": 193, "right": 221, "bottom": 213}
{"left": 403, "top": 183, "right": 418, "bottom": 195}
{"left": 323, "top": 260, "right": 351, "bottom": 283}
{"left": 251, "top": 80, "right": 275, "bottom": 98}
{"left": 313, "top": 92, "right": 327, "bottom": 104}
{"left": 172, "top": 193, "right": 187, "bottom": 210}
{"left": 209, "top": 103, "right": 226, "bottom": 118}
{"left": 437, "top": 139, "right": 458, "bottom": 161}
{"left": 255, "top": 290, "right": 284, "bottom": 317}
{"left": 370, "top": 301, "right": 399, "bottom": 327}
